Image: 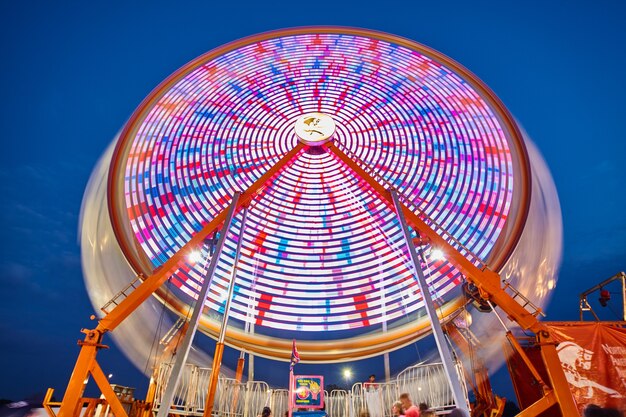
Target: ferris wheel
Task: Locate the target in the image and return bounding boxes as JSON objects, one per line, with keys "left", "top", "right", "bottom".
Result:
{"left": 81, "top": 27, "right": 562, "bottom": 366}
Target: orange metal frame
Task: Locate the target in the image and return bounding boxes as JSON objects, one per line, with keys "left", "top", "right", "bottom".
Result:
{"left": 326, "top": 143, "right": 578, "bottom": 416}
{"left": 53, "top": 143, "right": 304, "bottom": 417}
{"left": 53, "top": 140, "right": 577, "bottom": 417}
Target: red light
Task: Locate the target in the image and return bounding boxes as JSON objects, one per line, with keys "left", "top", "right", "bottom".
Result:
{"left": 599, "top": 290, "right": 611, "bottom": 307}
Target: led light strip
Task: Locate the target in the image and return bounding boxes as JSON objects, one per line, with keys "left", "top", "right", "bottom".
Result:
{"left": 114, "top": 31, "right": 522, "bottom": 332}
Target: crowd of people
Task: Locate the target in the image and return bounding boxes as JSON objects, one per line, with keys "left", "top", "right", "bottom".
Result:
{"left": 259, "top": 381, "right": 470, "bottom": 417}
{"left": 257, "top": 377, "right": 625, "bottom": 417}
{"left": 391, "top": 393, "right": 435, "bottom": 417}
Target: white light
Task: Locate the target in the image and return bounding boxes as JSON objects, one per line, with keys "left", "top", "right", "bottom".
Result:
{"left": 188, "top": 250, "right": 203, "bottom": 263}
{"left": 343, "top": 368, "right": 352, "bottom": 380}
{"left": 418, "top": 386, "right": 422, "bottom": 391}
{"left": 108, "top": 373, "right": 113, "bottom": 379}
{"left": 430, "top": 248, "right": 445, "bottom": 261}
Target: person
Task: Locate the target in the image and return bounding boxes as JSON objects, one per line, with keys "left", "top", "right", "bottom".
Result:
{"left": 261, "top": 406, "right": 272, "bottom": 417}
{"left": 365, "top": 374, "right": 378, "bottom": 390}
{"left": 391, "top": 401, "right": 404, "bottom": 416}
{"left": 416, "top": 403, "right": 431, "bottom": 417}
{"left": 399, "top": 393, "right": 420, "bottom": 417}
{"left": 363, "top": 375, "right": 382, "bottom": 417}
{"left": 583, "top": 404, "right": 623, "bottom": 417}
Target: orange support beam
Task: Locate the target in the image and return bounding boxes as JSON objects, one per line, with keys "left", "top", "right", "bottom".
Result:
{"left": 203, "top": 342, "right": 226, "bottom": 417}
{"left": 58, "top": 331, "right": 103, "bottom": 417}
{"left": 91, "top": 362, "right": 129, "bottom": 417}
{"left": 504, "top": 332, "right": 548, "bottom": 392}
{"left": 235, "top": 357, "right": 245, "bottom": 383}
{"left": 43, "top": 388, "right": 61, "bottom": 417}
{"left": 537, "top": 331, "right": 579, "bottom": 415}
{"left": 231, "top": 357, "right": 246, "bottom": 414}
{"left": 326, "top": 143, "right": 578, "bottom": 417}
{"left": 58, "top": 143, "right": 305, "bottom": 417}
{"left": 515, "top": 391, "right": 557, "bottom": 417}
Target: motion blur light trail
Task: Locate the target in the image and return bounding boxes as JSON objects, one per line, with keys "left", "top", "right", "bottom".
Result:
{"left": 80, "top": 28, "right": 562, "bottom": 374}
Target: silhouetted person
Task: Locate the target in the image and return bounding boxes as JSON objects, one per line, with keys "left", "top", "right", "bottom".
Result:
{"left": 261, "top": 406, "right": 272, "bottom": 417}
{"left": 583, "top": 404, "right": 601, "bottom": 417}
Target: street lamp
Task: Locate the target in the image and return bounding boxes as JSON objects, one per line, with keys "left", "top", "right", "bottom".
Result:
{"left": 342, "top": 368, "right": 352, "bottom": 383}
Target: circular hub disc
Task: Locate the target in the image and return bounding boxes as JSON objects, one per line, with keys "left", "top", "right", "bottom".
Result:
{"left": 294, "top": 112, "right": 336, "bottom": 146}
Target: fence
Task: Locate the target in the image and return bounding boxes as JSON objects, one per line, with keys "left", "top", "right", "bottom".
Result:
{"left": 152, "top": 362, "right": 464, "bottom": 417}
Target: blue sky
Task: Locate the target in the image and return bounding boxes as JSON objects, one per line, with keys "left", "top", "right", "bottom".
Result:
{"left": 1, "top": 0, "right": 625, "bottom": 404}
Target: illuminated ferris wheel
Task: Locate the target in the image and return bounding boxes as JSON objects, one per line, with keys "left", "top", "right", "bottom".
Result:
{"left": 81, "top": 27, "right": 563, "bottom": 366}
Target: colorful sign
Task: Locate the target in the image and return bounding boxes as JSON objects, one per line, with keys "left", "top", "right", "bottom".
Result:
{"left": 293, "top": 375, "right": 324, "bottom": 408}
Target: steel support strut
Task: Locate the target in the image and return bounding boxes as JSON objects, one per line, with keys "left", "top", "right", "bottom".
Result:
{"left": 204, "top": 207, "right": 249, "bottom": 417}
{"left": 391, "top": 190, "right": 470, "bottom": 413}
{"left": 155, "top": 193, "right": 241, "bottom": 417}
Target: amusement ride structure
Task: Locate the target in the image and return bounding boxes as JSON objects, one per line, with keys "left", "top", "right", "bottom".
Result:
{"left": 47, "top": 27, "right": 606, "bottom": 417}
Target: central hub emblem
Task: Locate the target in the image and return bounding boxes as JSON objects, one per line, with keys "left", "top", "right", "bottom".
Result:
{"left": 294, "top": 112, "right": 336, "bottom": 146}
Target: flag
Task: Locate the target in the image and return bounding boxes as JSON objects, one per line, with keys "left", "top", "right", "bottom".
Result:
{"left": 290, "top": 339, "right": 300, "bottom": 371}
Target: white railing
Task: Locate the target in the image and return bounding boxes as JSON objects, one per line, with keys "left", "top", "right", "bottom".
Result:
{"left": 396, "top": 362, "right": 465, "bottom": 414}
{"left": 270, "top": 389, "right": 289, "bottom": 417}
{"left": 243, "top": 381, "right": 271, "bottom": 417}
{"left": 327, "top": 389, "right": 350, "bottom": 417}
{"left": 153, "top": 364, "right": 269, "bottom": 417}
{"left": 351, "top": 382, "right": 398, "bottom": 417}
{"left": 154, "top": 363, "right": 199, "bottom": 415}
{"left": 152, "top": 362, "right": 465, "bottom": 417}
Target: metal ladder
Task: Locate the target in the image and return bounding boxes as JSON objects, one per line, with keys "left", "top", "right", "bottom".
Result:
{"left": 100, "top": 274, "right": 145, "bottom": 315}
{"left": 501, "top": 279, "right": 546, "bottom": 318}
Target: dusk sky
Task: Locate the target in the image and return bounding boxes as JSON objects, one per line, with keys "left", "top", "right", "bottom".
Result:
{"left": 1, "top": 0, "right": 625, "bottom": 404}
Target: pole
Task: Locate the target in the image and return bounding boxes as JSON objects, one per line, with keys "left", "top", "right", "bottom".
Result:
{"left": 379, "top": 256, "right": 391, "bottom": 382}
{"left": 288, "top": 369, "right": 294, "bottom": 417}
{"left": 156, "top": 192, "right": 241, "bottom": 417}
{"left": 204, "top": 207, "right": 249, "bottom": 417}
{"left": 231, "top": 354, "right": 246, "bottom": 417}
{"left": 622, "top": 273, "right": 626, "bottom": 322}
{"left": 390, "top": 190, "right": 470, "bottom": 414}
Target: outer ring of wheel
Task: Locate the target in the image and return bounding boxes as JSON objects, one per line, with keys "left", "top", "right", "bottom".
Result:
{"left": 106, "top": 26, "right": 530, "bottom": 362}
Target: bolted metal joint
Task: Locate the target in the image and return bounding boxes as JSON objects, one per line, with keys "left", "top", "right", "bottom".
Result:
{"left": 77, "top": 329, "right": 108, "bottom": 349}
